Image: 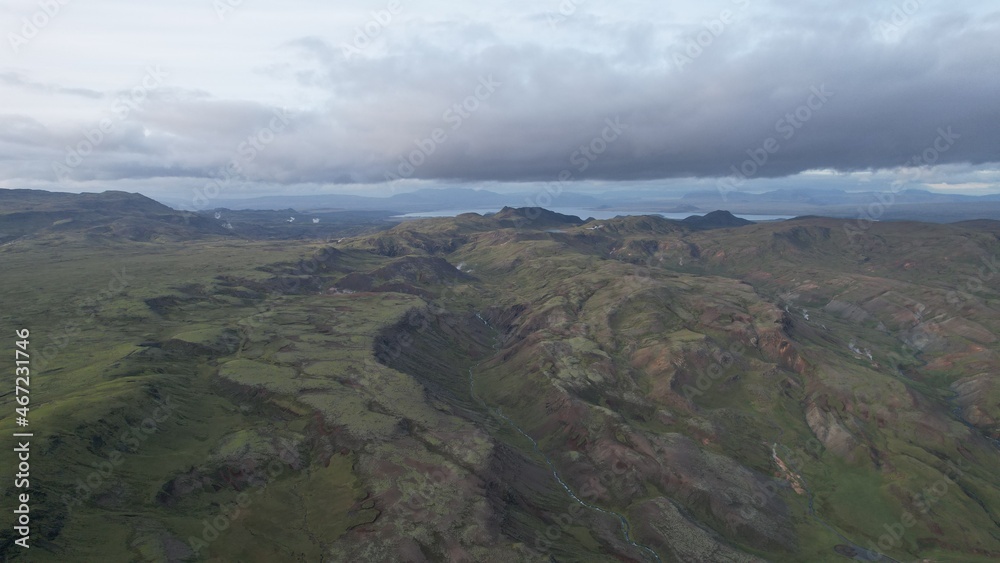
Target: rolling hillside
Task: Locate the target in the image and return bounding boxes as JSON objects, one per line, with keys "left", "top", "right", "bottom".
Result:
{"left": 1, "top": 193, "right": 998, "bottom": 562}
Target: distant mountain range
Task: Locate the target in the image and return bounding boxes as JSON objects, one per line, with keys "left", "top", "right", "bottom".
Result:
{"left": 0, "top": 189, "right": 231, "bottom": 243}
{"left": 681, "top": 187, "right": 1000, "bottom": 204}
{"left": 7, "top": 187, "right": 999, "bottom": 227}
{"left": 0, "top": 189, "right": 760, "bottom": 243}
{"left": 169, "top": 188, "right": 602, "bottom": 213}
{"left": 154, "top": 187, "right": 1000, "bottom": 222}
{"left": 5, "top": 187, "right": 1000, "bottom": 561}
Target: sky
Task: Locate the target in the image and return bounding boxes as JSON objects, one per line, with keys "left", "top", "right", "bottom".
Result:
{"left": 2, "top": 0, "right": 999, "bottom": 207}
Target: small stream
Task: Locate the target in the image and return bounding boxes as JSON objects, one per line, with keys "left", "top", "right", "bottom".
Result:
{"left": 471, "top": 313, "right": 662, "bottom": 563}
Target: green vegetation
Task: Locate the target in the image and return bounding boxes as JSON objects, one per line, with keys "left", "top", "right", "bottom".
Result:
{"left": 2, "top": 192, "right": 999, "bottom": 561}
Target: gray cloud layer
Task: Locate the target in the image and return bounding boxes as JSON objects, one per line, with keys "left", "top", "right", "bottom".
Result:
{"left": 1, "top": 1, "right": 998, "bottom": 195}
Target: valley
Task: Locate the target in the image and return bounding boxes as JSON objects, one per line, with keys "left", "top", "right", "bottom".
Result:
{"left": 1, "top": 193, "right": 999, "bottom": 562}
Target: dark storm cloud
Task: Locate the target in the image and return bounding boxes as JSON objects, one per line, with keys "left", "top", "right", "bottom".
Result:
{"left": 246, "top": 12, "right": 1000, "bottom": 185}
{"left": 2, "top": 2, "right": 998, "bottom": 190}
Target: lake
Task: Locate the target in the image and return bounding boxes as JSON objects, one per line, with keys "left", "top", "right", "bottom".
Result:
{"left": 392, "top": 208, "right": 792, "bottom": 221}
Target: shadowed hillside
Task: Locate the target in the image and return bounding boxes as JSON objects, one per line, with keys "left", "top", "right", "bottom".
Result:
{"left": 0, "top": 190, "right": 231, "bottom": 243}
{"left": 1, "top": 195, "right": 999, "bottom": 562}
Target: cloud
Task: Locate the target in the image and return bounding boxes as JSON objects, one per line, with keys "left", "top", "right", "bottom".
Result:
{"left": 0, "top": 72, "right": 104, "bottom": 99}
{"left": 1, "top": 0, "right": 998, "bottom": 196}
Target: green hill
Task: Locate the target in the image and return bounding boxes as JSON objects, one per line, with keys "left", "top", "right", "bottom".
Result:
{"left": 1, "top": 194, "right": 998, "bottom": 562}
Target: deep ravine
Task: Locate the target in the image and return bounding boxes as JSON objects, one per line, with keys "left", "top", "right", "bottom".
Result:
{"left": 471, "top": 313, "right": 663, "bottom": 563}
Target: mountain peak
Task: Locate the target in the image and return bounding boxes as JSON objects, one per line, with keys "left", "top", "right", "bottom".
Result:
{"left": 681, "top": 210, "right": 754, "bottom": 230}
{"left": 493, "top": 206, "right": 586, "bottom": 227}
